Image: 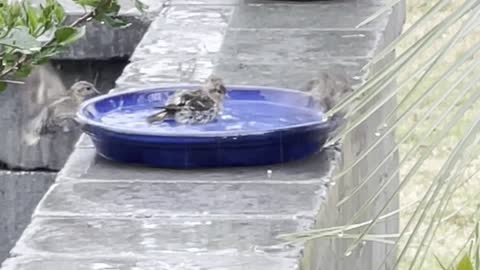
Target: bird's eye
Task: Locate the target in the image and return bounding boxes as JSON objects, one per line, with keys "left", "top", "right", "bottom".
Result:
{"left": 86, "top": 87, "right": 91, "bottom": 91}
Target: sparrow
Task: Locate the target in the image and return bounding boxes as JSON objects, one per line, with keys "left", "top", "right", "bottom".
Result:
{"left": 23, "top": 81, "right": 100, "bottom": 145}
{"left": 303, "top": 70, "right": 354, "bottom": 126}
{"left": 303, "top": 70, "right": 354, "bottom": 148}
{"left": 146, "top": 75, "right": 227, "bottom": 125}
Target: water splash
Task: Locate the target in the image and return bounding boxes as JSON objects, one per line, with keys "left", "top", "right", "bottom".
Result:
{"left": 99, "top": 100, "right": 323, "bottom": 135}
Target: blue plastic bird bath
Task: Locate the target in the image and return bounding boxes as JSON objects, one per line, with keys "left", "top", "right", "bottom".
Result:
{"left": 77, "top": 85, "right": 335, "bottom": 169}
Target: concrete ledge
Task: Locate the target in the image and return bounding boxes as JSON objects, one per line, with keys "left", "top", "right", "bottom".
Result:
{"left": 0, "top": 172, "right": 55, "bottom": 263}
{"left": 2, "top": 254, "right": 298, "bottom": 270}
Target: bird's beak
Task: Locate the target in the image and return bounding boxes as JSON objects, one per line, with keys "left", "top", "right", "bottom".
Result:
{"left": 220, "top": 86, "right": 230, "bottom": 99}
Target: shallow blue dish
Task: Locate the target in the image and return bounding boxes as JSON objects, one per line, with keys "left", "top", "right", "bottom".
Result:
{"left": 77, "top": 85, "right": 335, "bottom": 169}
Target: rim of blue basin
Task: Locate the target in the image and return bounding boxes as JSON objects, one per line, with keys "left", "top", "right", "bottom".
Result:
{"left": 76, "top": 84, "right": 332, "bottom": 138}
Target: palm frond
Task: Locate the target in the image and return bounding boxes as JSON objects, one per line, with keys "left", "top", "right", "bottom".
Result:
{"left": 325, "top": 0, "right": 478, "bottom": 122}
{"left": 280, "top": 0, "right": 480, "bottom": 267}
{"left": 345, "top": 76, "right": 480, "bottom": 257}
{"left": 336, "top": 54, "right": 480, "bottom": 207}
{"left": 399, "top": 119, "right": 480, "bottom": 270}
{"left": 326, "top": 0, "right": 480, "bottom": 147}
{"left": 363, "top": 0, "right": 450, "bottom": 70}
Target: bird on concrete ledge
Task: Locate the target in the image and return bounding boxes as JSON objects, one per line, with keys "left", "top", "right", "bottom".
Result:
{"left": 303, "top": 70, "right": 354, "bottom": 149}
{"left": 146, "top": 75, "right": 227, "bottom": 125}
{"left": 303, "top": 70, "right": 354, "bottom": 127}
{"left": 23, "top": 81, "right": 100, "bottom": 145}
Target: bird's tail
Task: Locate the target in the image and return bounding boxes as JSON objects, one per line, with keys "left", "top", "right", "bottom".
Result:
{"left": 146, "top": 109, "right": 170, "bottom": 124}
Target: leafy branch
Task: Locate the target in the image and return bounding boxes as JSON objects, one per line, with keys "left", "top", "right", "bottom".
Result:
{"left": 0, "top": 0, "right": 147, "bottom": 91}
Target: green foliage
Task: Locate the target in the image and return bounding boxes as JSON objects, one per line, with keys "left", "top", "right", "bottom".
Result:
{"left": 436, "top": 232, "right": 480, "bottom": 270}
{"left": 54, "top": 26, "right": 86, "bottom": 46}
{"left": 73, "top": 0, "right": 131, "bottom": 28}
{"left": 456, "top": 256, "right": 474, "bottom": 270}
{"left": 0, "top": 0, "right": 147, "bottom": 92}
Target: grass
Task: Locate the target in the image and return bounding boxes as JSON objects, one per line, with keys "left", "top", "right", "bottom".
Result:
{"left": 397, "top": 0, "right": 480, "bottom": 268}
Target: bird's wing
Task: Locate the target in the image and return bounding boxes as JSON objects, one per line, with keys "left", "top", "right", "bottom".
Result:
{"left": 45, "top": 97, "right": 79, "bottom": 133}
{"left": 185, "top": 95, "right": 215, "bottom": 111}
{"left": 23, "top": 95, "right": 81, "bottom": 145}
{"left": 175, "top": 89, "right": 203, "bottom": 105}
{"left": 156, "top": 89, "right": 203, "bottom": 110}
{"left": 23, "top": 106, "right": 50, "bottom": 146}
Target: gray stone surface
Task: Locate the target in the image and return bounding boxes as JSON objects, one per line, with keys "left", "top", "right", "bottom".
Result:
{"left": 0, "top": 172, "right": 55, "bottom": 263}
{"left": 130, "top": 5, "right": 234, "bottom": 62}
{"left": 50, "top": 59, "right": 128, "bottom": 96}
{"left": 12, "top": 217, "right": 303, "bottom": 256}
{"left": 221, "top": 30, "right": 379, "bottom": 61}
{"left": 55, "top": 16, "right": 149, "bottom": 59}
{"left": 214, "top": 59, "right": 368, "bottom": 89}
{"left": 229, "top": 2, "right": 389, "bottom": 29}
{"left": 2, "top": 254, "right": 298, "bottom": 270}
{"left": 2, "top": 0, "right": 405, "bottom": 269}
{"left": 35, "top": 181, "right": 324, "bottom": 217}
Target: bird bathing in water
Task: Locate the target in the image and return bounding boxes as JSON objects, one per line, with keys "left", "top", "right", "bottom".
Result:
{"left": 146, "top": 75, "right": 227, "bottom": 125}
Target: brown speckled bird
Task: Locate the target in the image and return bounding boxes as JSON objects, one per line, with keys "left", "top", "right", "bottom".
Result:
{"left": 303, "top": 70, "right": 354, "bottom": 123}
{"left": 23, "top": 81, "right": 100, "bottom": 145}
{"left": 303, "top": 70, "right": 354, "bottom": 147}
{"left": 304, "top": 71, "right": 353, "bottom": 113}
{"left": 146, "top": 75, "right": 227, "bottom": 125}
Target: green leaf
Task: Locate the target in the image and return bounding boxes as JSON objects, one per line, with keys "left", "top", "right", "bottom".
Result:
{"left": 9, "top": 2, "right": 21, "bottom": 19}
{"left": 36, "top": 28, "right": 55, "bottom": 43}
{"left": 73, "top": 0, "right": 100, "bottom": 7}
{"left": 32, "top": 56, "right": 50, "bottom": 65}
{"left": 98, "top": 15, "right": 131, "bottom": 28}
{"left": 0, "top": 26, "right": 41, "bottom": 52}
{"left": 0, "top": 82, "right": 6, "bottom": 92}
{"left": 476, "top": 223, "right": 480, "bottom": 270}
{"left": 105, "top": 1, "right": 121, "bottom": 14}
{"left": 456, "top": 255, "right": 474, "bottom": 270}
{"left": 54, "top": 26, "right": 85, "bottom": 46}
{"left": 22, "top": 3, "right": 38, "bottom": 34}
{"left": 31, "top": 45, "right": 62, "bottom": 64}
{"left": 41, "top": 4, "right": 54, "bottom": 22}
{"left": 1, "top": 53, "right": 17, "bottom": 66}
{"left": 53, "top": 4, "right": 66, "bottom": 24}
{"left": 134, "top": 0, "right": 148, "bottom": 13}
{"left": 14, "top": 65, "right": 32, "bottom": 78}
